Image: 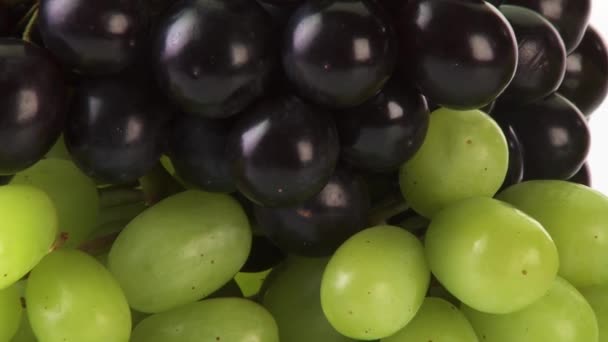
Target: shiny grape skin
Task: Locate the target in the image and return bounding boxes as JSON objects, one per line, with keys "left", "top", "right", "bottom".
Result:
{"left": 559, "top": 26, "right": 608, "bottom": 117}
{"left": 240, "top": 235, "right": 286, "bottom": 273}
{"left": 254, "top": 168, "right": 370, "bottom": 257}
{"left": 336, "top": 79, "right": 430, "bottom": 173}
{"left": 503, "top": 0, "right": 591, "bottom": 53}
{"left": 568, "top": 163, "right": 591, "bottom": 187}
{"left": 65, "top": 79, "right": 172, "bottom": 184}
{"left": 154, "top": 0, "right": 275, "bottom": 118}
{"left": 38, "top": 0, "right": 147, "bottom": 75}
{"left": 227, "top": 96, "right": 339, "bottom": 207}
{"left": 282, "top": 0, "right": 397, "bottom": 109}
{"left": 0, "top": 39, "right": 67, "bottom": 175}
{"left": 492, "top": 117, "right": 524, "bottom": 190}
{"left": 498, "top": 5, "right": 567, "bottom": 105}
{"left": 493, "top": 94, "right": 590, "bottom": 181}
{"left": 395, "top": 0, "right": 517, "bottom": 110}
{"left": 167, "top": 114, "right": 235, "bottom": 193}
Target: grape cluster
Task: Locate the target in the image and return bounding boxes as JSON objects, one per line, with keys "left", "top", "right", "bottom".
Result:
{"left": 1, "top": 0, "right": 608, "bottom": 341}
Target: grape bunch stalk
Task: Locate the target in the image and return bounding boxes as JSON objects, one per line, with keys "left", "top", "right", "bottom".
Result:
{"left": 1, "top": 0, "right": 608, "bottom": 341}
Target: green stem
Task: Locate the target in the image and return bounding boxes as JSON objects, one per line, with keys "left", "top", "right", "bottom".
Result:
{"left": 21, "top": 7, "right": 38, "bottom": 43}
{"left": 15, "top": 1, "right": 38, "bottom": 30}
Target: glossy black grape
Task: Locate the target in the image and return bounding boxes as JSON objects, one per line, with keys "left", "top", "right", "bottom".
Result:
{"left": 257, "top": 1, "right": 295, "bottom": 26}
{"left": 154, "top": 0, "right": 275, "bottom": 118}
{"left": 283, "top": 0, "right": 396, "bottom": 108}
{"left": 568, "top": 163, "right": 591, "bottom": 187}
{"left": 0, "top": 39, "right": 67, "bottom": 175}
{"left": 491, "top": 117, "right": 524, "bottom": 190}
{"left": 167, "top": 114, "right": 235, "bottom": 193}
{"left": 38, "top": 0, "right": 147, "bottom": 74}
{"left": 254, "top": 168, "right": 370, "bottom": 257}
{"left": 0, "top": 6, "right": 10, "bottom": 36}
{"left": 361, "top": 170, "right": 401, "bottom": 207}
{"left": 65, "top": 79, "right": 171, "bottom": 183}
{"left": 559, "top": 26, "right": 608, "bottom": 117}
{"left": 241, "top": 235, "right": 286, "bottom": 273}
{"left": 493, "top": 94, "right": 590, "bottom": 181}
{"left": 396, "top": 0, "right": 517, "bottom": 109}
{"left": 227, "top": 96, "right": 339, "bottom": 207}
{"left": 336, "top": 79, "right": 429, "bottom": 172}
{"left": 498, "top": 5, "right": 566, "bottom": 105}
{"left": 503, "top": 0, "right": 591, "bottom": 53}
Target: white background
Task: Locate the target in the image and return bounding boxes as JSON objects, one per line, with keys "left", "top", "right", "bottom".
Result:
{"left": 585, "top": 0, "right": 608, "bottom": 193}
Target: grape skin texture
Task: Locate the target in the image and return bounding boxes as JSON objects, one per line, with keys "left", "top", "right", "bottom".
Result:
{"left": 579, "top": 285, "right": 608, "bottom": 342}
{"left": 0, "top": 284, "right": 22, "bottom": 341}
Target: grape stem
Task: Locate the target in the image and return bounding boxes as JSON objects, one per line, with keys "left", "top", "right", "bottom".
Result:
{"left": 15, "top": 1, "right": 38, "bottom": 30}
{"left": 368, "top": 196, "right": 409, "bottom": 226}
{"left": 21, "top": 7, "right": 38, "bottom": 43}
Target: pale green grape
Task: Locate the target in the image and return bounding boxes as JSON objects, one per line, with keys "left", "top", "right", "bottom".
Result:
{"left": 321, "top": 225, "right": 430, "bottom": 340}
{"left": 463, "top": 277, "right": 598, "bottom": 342}
{"left": 399, "top": 108, "right": 508, "bottom": 218}
{"left": 498, "top": 180, "right": 608, "bottom": 288}
{"left": 44, "top": 135, "right": 70, "bottom": 160}
{"left": 131, "top": 298, "right": 279, "bottom": 342}
{"left": 108, "top": 190, "right": 252, "bottom": 313}
{"left": 383, "top": 297, "right": 478, "bottom": 342}
{"left": 26, "top": 249, "right": 131, "bottom": 342}
{"left": 0, "top": 185, "right": 57, "bottom": 289}
{"left": 11, "top": 311, "right": 36, "bottom": 342}
{"left": 425, "top": 197, "right": 558, "bottom": 314}
{"left": 579, "top": 285, "right": 608, "bottom": 342}
{"left": 262, "top": 256, "right": 354, "bottom": 342}
{"left": 11, "top": 159, "right": 99, "bottom": 248}
{"left": 235, "top": 269, "right": 272, "bottom": 298}
{"left": 0, "top": 284, "right": 22, "bottom": 341}
{"left": 208, "top": 279, "right": 243, "bottom": 299}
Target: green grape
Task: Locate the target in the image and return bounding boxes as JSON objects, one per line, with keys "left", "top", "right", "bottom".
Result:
{"left": 0, "top": 185, "right": 57, "bottom": 289}
{"left": 425, "top": 197, "right": 558, "bottom": 314}
{"left": 321, "top": 225, "right": 430, "bottom": 340}
{"left": 383, "top": 297, "right": 478, "bottom": 342}
{"left": 0, "top": 284, "right": 22, "bottom": 341}
{"left": 131, "top": 298, "right": 279, "bottom": 342}
{"left": 579, "top": 285, "right": 608, "bottom": 342}
{"left": 11, "top": 311, "right": 37, "bottom": 342}
{"left": 498, "top": 180, "right": 608, "bottom": 288}
{"left": 131, "top": 310, "right": 150, "bottom": 328}
{"left": 235, "top": 269, "right": 272, "bottom": 298}
{"left": 108, "top": 190, "right": 252, "bottom": 313}
{"left": 262, "top": 256, "right": 354, "bottom": 342}
{"left": 462, "top": 277, "right": 599, "bottom": 342}
{"left": 208, "top": 279, "right": 243, "bottom": 299}
{"left": 26, "top": 249, "right": 131, "bottom": 342}
{"left": 44, "top": 135, "right": 70, "bottom": 160}
{"left": 11, "top": 159, "right": 99, "bottom": 248}
{"left": 399, "top": 108, "right": 508, "bottom": 218}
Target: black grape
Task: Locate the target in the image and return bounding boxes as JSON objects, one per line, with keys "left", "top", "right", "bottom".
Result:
{"left": 498, "top": 5, "right": 566, "bottom": 105}
{"left": 167, "top": 113, "right": 235, "bottom": 193}
{"left": 65, "top": 79, "right": 172, "bottom": 183}
{"left": 154, "top": 0, "right": 275, "bottom": 118}
{"left": 240, "top": 235, "right": 286, "bottom": 273}
{"left": 254, "top": 168, "right": 370, "bottom": 257}
{"left": 38, "top": 0, "right": 147, "bottom": 75}
{"left": 395, "top": 0, "right": 517, "bottom": 109}
{"left": 0, "top": 39, "right": 67, "bottom": 175}
{"left": 227, "top": 95, "right": 339, "bottom": 207}
{"left": 491, "top": 116, "right": 525, "bottom": 190}
{"left": 0, "top": 175, "right": 14, "bottom": 185}
{"left": 493, "top": 94, "right": 590, "bottom": 181}
{"left": 559, "top": 26, "right": 608, "bottom": 117}
{"left": 502, "top": 0, "right": 591, "bottom": 53}
{"left": 282, "top": 0, "right": 396, "bottom": 108}
{"left": 568, "top": 163, "right": 591, "bottom": 187}
{"left": 336, "top": 79, "right": 429, "bottom": 173}
{"left": 0, "top": 6, "right": 10, "bottom": 36}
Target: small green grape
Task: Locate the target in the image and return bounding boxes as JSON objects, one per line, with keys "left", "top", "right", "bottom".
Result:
{"left": 0, "top": 283, "right": 22, "bottom": 341}
{"left": 579, "top": 285, "right": 608, "bottom": 342}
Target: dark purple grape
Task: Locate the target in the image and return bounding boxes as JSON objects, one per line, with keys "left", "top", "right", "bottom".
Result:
{"left": 493, "top": 94, "right": 590, "bottom": 181}
{"left": 486, "top": 0, "right": 503, "bottom": 6}
{"left": 167, "top": 114, "right": 235, "bottom": 193}
{"left": 240, "top": 235, "right": 286, "bottom": 273}
{"left": 227, "top": 95, "right": 339, "bottom": 207}
{"left": 38, "top": 0, "right": 147, "bottom": 74}
{"left": 282, "top": 0, "right": 396, "bottom": 108}
{"left": 0, "top": 6, "right": 10, "bottom": 36}
{"left": 491, "top": 116, "right": 524, "bottom": 190}
{"left": 0, "top": 39, "right": 67, "bottom": 175}
{"left": 568, "top": 163, "right": 591, "bottom": 187}
{"left": 65, "top": 79, "right": 171, "bottom": 183}
{"left": 258, "top": 0, "right": 303, "bottom": 5}
{"left": 361, "top": 170, "right": 401, "bottom": 206}
{"left": 498, "top": 5, "right": 566, "bottom": 105}
{"left": 395, "top": 0, "right": 517, "bottom": 109}
{"left": 254, "top": 168, "right": 370, "bottom": 257}
{"left": 0, "top": 174, "right": 14, "bottom": 185}
{"left": 481, "top": 100, "right": 496, "bottom": 114}
{"left": 257, "top": 0, "right": 296, "bottom": 26}
{"left": 154, "top": 0, "right": 275, "bottom": 118}
{"left": 502, "top": 0, "right": 591, "bottom": 53}
{"left": 336, "top": 79, "right": 429, "bottom": 172}
{"left": 559, "top": 26, "right": 608, "bottom": 117}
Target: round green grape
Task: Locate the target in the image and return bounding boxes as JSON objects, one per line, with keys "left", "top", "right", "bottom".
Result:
{"left": 383, "top": 297, "right": 478, "bottom": 342}
{"left": 131, "top": 298, "right": 279, "bottom": 342}
{"left": 0, "top": 283, "right": 22, "bottom": 341}
{"left": 579, "top": 285, "right": 608, "bottom": 342}
{"left": 26, "top": 249, "right": 131, "bottom": 342}
{"left": 235, "top": 269, "right": 272, "bottom": 298}
{"left": 425, "top": 197, "right": 558, "bottom": 314}
{"left": 498, "top": 180, "right": 608, "bottom": 288}
{"left": 11, "top": 159, "right": 99, "bottom": 248}
{"left": 0, "top": 185, "right": 57, "bottom": 289}
{"left": 108, "top": 190, "right": 252, "bottom": 313}
{"left": 263, "top": 256, "right": 354, "bottom": 342}
{"left": 462, "top": 277, "right": 599, "bottom": 342}
{"left": 399, "top": 108, "right": 508, "bottom": 217}
{"left": 321, "top": 225, "right": 430, "bottom": 340}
